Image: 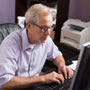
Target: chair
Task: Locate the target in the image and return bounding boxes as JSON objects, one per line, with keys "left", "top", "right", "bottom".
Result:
{"left": 0, "top": 23, "right": 22, "bottom": 44}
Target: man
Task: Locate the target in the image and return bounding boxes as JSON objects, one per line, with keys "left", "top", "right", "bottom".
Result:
{"left": 0, "top": 4, "right": 73, "bottom": 90}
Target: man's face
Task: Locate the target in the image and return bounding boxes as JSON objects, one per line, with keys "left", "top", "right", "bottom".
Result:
{"left": 27, "top": 12, "right": 53, "bottom": 44}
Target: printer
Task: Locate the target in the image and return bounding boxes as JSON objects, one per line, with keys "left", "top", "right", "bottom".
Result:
{"left": 60, "top": 19, "right": 90, "bottom": 50}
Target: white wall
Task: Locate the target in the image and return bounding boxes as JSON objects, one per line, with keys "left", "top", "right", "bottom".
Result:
{"left": 0, "top": 0, "right": 15, "bottom": 24}
{"left": 69, "top": 0, "right": 90, "bottom": 21}
{"left": 0, "top": 0, "right": 90, "bottom": 24}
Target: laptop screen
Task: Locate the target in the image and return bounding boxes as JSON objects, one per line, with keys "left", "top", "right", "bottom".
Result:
{"left": 70, "top": 42, "right": 90, "bottom": 90}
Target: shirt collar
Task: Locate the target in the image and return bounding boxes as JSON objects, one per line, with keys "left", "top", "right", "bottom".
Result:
{"left": 21, "top": 29, "right": 42, "bottom": 51}
{"left": 21, "top": 29, "right": 31, "bottom": 51}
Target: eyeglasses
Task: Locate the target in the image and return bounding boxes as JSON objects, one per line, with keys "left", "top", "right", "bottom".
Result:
{"left": 32, "top": 23, "right": 55, "bottom": 33}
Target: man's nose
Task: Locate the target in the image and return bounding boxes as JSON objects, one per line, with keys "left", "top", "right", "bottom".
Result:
{"left": 45, "top": 29, "right": 51, "bottom": 35}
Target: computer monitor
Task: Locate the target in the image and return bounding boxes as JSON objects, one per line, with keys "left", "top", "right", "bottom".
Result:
{"left": 70, "top": 42, "right": 90, "bottom": 90}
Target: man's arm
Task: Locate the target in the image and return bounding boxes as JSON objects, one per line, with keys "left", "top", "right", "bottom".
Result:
{"left": 53, "top": 56, "right": 73, "bottom": 79}
{"left": 1, "top": 56, "right": 69, "bottom": 90}
{"left": 53, "top": 55, "right": 66, "bottom": 68}
{"left": 2, "top": 76, "right": 43, "bottom": 90}
{"left": 2, "top": 72, "right": 65, "bottom": 90}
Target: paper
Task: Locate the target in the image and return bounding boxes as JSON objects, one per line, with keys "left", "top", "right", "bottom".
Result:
{"left": 68, "top": 61, "right": 78, "bottom": 70}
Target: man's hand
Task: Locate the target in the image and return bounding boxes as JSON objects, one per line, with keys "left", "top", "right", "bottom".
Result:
{"left": 58, "top": 65, "right": 74, "bottom": 79}
{"left": 41, "top": 72, "right": 64, "bottom": 84}
{"left": 53, "top": 56, "right": 74, "bottom": 79}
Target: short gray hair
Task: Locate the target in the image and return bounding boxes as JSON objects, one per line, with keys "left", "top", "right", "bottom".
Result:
{"left": 25, "top": 4, "right": 51, "bottom": 24}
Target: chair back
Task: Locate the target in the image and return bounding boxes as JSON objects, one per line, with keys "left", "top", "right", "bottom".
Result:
{"left": 0, "top": 23, "right": 22, "bottom": 44}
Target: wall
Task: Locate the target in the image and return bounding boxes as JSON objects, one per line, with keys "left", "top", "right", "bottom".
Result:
{"left": 0, "top": 0, "right": 90, "bottom": 24}
{"left": 0, "top": 0, "right": 15, "bottom": 24}
{"left": 69, "top": 0, "right": 90, "bottom": 21}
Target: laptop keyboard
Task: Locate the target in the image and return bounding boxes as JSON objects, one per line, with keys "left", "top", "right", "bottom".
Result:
{"left": 13, "top": 77, "right": 72, "bottom": 90}
{"left": 33, "top": 77, "right": 72, "bottom": 90}
{"left": 33, "top": 67, "right": 73, "bottom": 90}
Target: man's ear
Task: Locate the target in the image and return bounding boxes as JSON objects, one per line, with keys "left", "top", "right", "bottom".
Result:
{"left": 26, "top": 21, "right": 32, "bottom": 29}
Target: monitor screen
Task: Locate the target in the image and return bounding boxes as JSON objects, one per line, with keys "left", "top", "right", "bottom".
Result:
{"left": 70, "top": 42, "right": 90, "bottom": 90}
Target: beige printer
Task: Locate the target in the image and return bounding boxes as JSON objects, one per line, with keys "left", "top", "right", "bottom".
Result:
{"left": 60, "top": 19, "right": 90, "bottom": 50}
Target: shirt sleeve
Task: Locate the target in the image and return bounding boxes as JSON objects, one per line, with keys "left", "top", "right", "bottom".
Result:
{"left": 46, "top": 36, "right": 62, "bottom": 61}
{"left": 0, "top": 39, "right": 19, "bottom": 88}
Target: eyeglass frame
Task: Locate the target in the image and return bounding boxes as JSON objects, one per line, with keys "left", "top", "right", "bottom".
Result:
{"left": 31, "top": 23, "right": 55, "bottom": 33}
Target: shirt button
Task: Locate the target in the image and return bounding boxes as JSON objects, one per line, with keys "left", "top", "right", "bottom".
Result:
{"left": 30, "top": 67, "right": 32, "bottom": 70}
{"left": 25, "top": 67, "right": 28, "bottom": 71}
